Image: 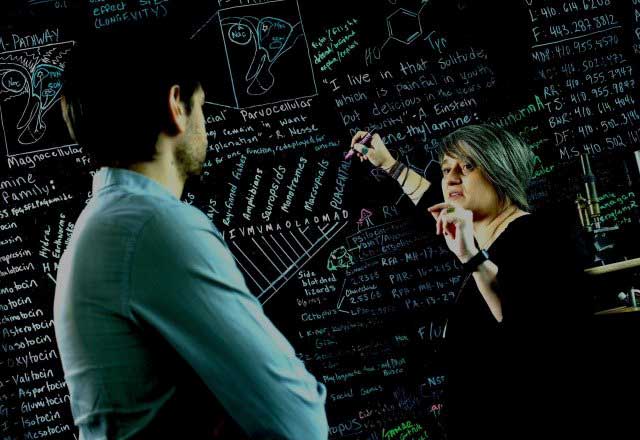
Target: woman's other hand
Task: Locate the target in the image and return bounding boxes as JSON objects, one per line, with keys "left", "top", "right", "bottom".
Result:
{"left": 349, "top": 132, "right": 395, "bottom": 169}
{"left": 427, "top": 203, "right": 478, "bottom": 263}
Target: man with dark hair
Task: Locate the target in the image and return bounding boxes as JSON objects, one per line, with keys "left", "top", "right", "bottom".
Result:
{"left": 54, "top": 35, "right": 328, "bottom": 439}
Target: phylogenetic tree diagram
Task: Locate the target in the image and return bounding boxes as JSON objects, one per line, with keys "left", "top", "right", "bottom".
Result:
{"left": 229, "top": 221, "right": 348, "bottom": 304}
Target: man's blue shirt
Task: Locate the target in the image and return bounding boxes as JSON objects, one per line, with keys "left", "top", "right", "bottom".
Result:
{"left": 54, "top": 167, "right": 328, "bottom": 439}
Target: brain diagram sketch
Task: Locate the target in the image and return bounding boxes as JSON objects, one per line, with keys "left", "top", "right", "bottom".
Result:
{"left": 221, "top": 15, "right": 304, "bottom": 96}
{"left": 0, "top": 62, "right": 62, "bottom": 144}
{"left": 192, "top": 0, "right": 317, "bottom": 108}
{"left": 0, "top": 42, "right": 73, "bottom": 156}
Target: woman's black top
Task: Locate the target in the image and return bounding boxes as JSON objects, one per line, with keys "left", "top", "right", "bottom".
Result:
{"left": 415, "top": 187, "right": 593, "bottom": 440}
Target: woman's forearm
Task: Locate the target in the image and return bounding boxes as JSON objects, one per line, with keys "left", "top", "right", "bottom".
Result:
{"left": 471, "top": 259, "right": 503, "bottom": 322}
{"left": 386, "top": 161, "right": 432, "bottom": 205}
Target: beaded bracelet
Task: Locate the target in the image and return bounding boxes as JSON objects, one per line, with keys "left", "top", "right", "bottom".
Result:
{"left": 400, "top": 165, "right": 409, "bottom": 187}
{"left": 407, "top": 175, "right": 424, "bottom": 196}
{"left": 391, "top": 161, "right": 406, "bottom": 180}
{"left": 385, "top": 160, "right": 401, "bottom": 177}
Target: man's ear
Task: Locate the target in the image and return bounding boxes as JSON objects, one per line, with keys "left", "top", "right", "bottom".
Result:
{"left": 60, "top": 95, "right": 78, "bottom": 142}
{"left": 167, "top": 85, "right": 188, "bottom": 135}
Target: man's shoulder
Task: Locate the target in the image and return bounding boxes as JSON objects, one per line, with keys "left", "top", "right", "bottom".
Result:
{"left": 143, "top": 201, "right": 221, "bottom": 239}
{"left": 129, "top": 199, "right": 248, "bottom": 303}
{"left": 74, "top": 192, "right": 223, "bottom": 257}
{"left": 79, "top": 189, "right": 182, "bottom": 228}
{"left": 133, "top": 201, "right": 227, "bottom": 263}
{"left": 90, "top": 187, "right": 213, "bottom": 232}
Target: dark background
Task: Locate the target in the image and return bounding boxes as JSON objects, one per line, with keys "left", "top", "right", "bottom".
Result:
{"left": 1, "top": 1, "right": 640, "bottom": 438}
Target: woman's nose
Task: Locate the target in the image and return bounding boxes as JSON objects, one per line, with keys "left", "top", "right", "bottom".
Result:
{"left": 445, "top": 169, "right": 462, "bottom": 184}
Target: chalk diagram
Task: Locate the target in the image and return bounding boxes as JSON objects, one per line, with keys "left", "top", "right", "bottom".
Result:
{"left": 327, "top": 246, "right": 354, "bottom": 271}
{"left": 0, "top": 42, "right": 74, "bottom": 157}
{"left": 356, "top": 208, "right": 374, "bottom": 228}
{"left": 375, "top": 0, "right": 432, "bottom": 52}
{"left": 334, "top": 219, "right": 397, "bottom": 311}
{"left": 191, "top": 0, "right": 317, "bottom": 108}
{"left": 229, "top": 221, "right": 348, "bottom": 304}
{"left": 221, "top": 16, "right": 304, "bottom": 96}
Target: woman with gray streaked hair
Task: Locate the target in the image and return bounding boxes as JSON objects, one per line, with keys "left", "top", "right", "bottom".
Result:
{"left": 346, "top": 123, "right": 591, "bottom": 440}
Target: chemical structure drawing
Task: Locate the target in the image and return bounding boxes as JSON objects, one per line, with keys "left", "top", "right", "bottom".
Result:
{"left": 380, "top": 0, "right": 431, "bottom": 50}
{"left": 356, "top": 209, "right": 374, "bottom": 228}
{"left": 387, "top": 9, "right": 422, "bottom": 46}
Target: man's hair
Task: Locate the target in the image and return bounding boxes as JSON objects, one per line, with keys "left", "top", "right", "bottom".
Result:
{"left": 439, "top": 124, "right": 535, "bottom": 211}
{"left": 62, "top": 34, "right": 204, "bottom": 168}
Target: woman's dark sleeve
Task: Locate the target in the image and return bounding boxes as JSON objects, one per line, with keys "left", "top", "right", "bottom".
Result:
{"left": 494, "top": 212, "right": 592, "bottom": 335}
{"left": 493, "top": 210, "right": 594, "bottom": 424}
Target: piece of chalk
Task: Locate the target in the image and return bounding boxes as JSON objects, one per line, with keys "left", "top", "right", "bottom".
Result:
{"left": 361, "top": 132, "right": 373, "bottom": 145}
{"left": 345, "top": 132, "right": 374, "bottom": 159}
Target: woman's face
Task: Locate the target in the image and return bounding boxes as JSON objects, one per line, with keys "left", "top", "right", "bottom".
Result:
{"left": 440, "top": 144, "right": 501, "bottom": 219}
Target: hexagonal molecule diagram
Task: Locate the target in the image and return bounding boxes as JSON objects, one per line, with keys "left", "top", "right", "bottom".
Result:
{"left": 191, "top": 0, "right": 317, "bottom": 109}
{"left": 387, "top": 8, "right": 422, "bottom": 45}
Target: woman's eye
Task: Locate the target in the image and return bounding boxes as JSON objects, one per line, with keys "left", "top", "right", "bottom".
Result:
{"left": 463, "top": 163, "right": 474, "bottom": 171}
{"left": 442, "top": 168, "right": 450, "bottom": 175}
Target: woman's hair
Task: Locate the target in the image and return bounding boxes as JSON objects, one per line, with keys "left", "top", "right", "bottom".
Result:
{"left": 439, "top": 124, "right": 535, "bottom": 211}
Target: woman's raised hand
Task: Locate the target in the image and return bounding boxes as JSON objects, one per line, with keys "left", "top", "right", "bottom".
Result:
{"left": 349, "top": 131, "right": 395, "bottom": 170}
{"left": 427, "top": 203, "right": 478, "bottom": 264}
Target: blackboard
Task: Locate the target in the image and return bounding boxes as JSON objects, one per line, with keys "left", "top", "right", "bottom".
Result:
{"left": 2, "top": 1, "right": 640, "bottom": 439}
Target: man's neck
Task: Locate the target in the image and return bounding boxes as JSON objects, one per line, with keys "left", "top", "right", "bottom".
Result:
{"left": 127, "top": 158, "right": 185, "bottom": 200}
